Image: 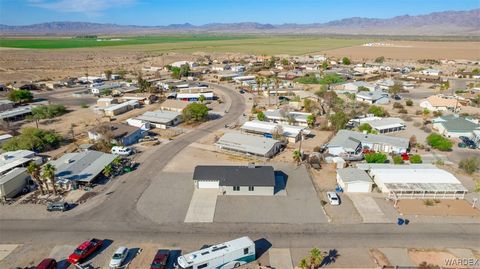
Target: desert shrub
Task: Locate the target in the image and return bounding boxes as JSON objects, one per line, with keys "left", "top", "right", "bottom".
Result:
{"left": 405, "top": 99, "right": 413, "bottom": 106}
{"left": 409, "top": 154, "right": 423, "bottom": 164}
{"left": 393, "top": 102, "right": 403, "bottom": 109}
{"left": 427, "top": 134, "right": 452, "bottom": 151}
{"left": 459, "top": 157, "right": 480, "bottom": 174}
{"left": 365, "top": 152, "right": 387, "bottom": 163}
{"left": 398, "top": 108, "right": 408, "bottom": 114}
{"left": 393, "top": 155, "right": 404, "bottom": 164}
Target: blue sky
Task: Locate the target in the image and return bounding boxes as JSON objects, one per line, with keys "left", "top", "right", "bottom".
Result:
{"left": 0, "top": 0, "right": 478, "bottom": 26}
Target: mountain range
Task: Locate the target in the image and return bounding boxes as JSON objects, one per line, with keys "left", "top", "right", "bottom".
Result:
{"left": 1, "top": 9, "right": 479, "bottom": 36}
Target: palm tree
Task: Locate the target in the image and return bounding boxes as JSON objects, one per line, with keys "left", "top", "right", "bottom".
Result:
{"left": 293, "top": 150, "right": 302, "bottom": 165}
{"left": 298, "top": 258, "right": 308, "bottom": 269}
{"left": 198, "top": 94, "right": 206, "bottom": 103}
{"left": 27, "top": 162, "right": 45, "bottom": 195}
{"left": 103, "top": 164, "right": 113, "bottom": 177}
{"left": 255, "top": 76, "right": 263, "bottom": 96}
{"left": 266, "top": 77, "right": 272, "bottom": 107}
{"left": 42, "top": 163, "right": 57, "bottom": 195}
{"left": 308, "top": 248, "right": 324, "bottom": 269}
{"left": 112, "top": 157, "right": 121, "bottom": 167}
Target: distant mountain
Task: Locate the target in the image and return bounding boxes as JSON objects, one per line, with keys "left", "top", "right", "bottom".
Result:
{"left": 1, "top": 9, "right": 479, "bottom": 36}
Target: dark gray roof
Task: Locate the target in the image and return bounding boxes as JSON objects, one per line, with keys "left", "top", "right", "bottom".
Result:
{"left": 193, "top": 165, "right": 275, "bottom": 187}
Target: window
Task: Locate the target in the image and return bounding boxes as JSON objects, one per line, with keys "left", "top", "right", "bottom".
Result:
{"left": 248, "top": 186, "right": 254, "bottom": 191}
{"left": 198, "top": 263, "right": 208, "bottom": 269}
{"left": 244, "top": 248, "right": 249, "bottom": 255}
{"left": 233, "top": 186, "right": 240, "bottom": 191}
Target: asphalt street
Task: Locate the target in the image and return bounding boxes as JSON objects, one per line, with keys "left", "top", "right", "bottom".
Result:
{"left": 1, "top": 83, "right": 479, "bottom": 253}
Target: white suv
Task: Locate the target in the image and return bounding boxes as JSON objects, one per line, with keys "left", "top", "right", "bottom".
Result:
{"left": 111, "top": 146, "right": 132, "bottom": 156}
{"left": 326, "top": 192, "right": 340, "bottom": 206}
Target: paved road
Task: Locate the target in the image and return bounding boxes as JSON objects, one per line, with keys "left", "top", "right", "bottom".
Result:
{"left": 1, "top": 83, "right": 479, "bottom": 251}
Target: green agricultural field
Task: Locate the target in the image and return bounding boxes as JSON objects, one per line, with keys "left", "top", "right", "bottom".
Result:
{"left": 0, "top": 35, "right": 249, "bottom": 49}
{"left": 0, "top": 35, "right": 368, "bottom": 55}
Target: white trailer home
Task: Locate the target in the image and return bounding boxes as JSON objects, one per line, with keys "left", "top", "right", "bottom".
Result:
{"left": 177, "top": 237, "right": 256, "bottom": 269}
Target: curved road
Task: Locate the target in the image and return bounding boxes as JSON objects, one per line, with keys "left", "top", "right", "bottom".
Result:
{"left": 1, "top": 83, "right": 479, "bottom": 250}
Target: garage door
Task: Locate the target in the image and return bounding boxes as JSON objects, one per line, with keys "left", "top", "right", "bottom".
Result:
{"left": 346, "top": 182, "right": 370, "bottom": 193}
{"left": 198, "top": 180, "right": 220, "bottom": 189}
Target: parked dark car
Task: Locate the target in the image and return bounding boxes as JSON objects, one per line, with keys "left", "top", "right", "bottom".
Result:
{"left": 150, "top": 249, "right": 169, "bottom": 269}
{"left": 36, "top": 258, "right": 57, "bottom": 269}
{"left": 47, "top": 202, "right": 69, "bottom": 212}
{"left": 239, "top": 89, "right": 245, "bottom": 94}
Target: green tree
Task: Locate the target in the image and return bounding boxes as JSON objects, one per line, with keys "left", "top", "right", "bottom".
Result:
{"left": 2, "top": 127, "right": 62, "bottom": 152}
{"left": 374, "top": 56, "right": 385, "bottom": 63}
{"left": 321, "top": 61, "right": 329, "bottom": 70}
{"left": 198, "top": 94, "right": 206, "bottom": 103}
{"left": 137, "top": 73, "right": 151, "bottom": 92}
{"left": 320, "top": 73, "right": 344, "bottom": 84}
{"left": 103, "top": 164, "right": 113, "bottom": 177}
{"left": 358, "top": 123, "right": 372, "bottom": 133}
{"left": 31, "top": 104, "right": 67, "bottom": 120}
{"left": 42, "top": 163, "right": 57, "bottom": 195}
{"left": 171, "top": 67, "right": 181, "bottom": 79}
{"left": 104, "top": 69, "right": 113, "bottom": 80}
{"left": 365, "top": 152, "right": 387, "bottom": 163}
{"left": 293, "top": 150, "right": 302, "bottom": 165}
{"left": 303, "top": 99, "right": 314, "bottom": 113}
{"left": 459, "top": 157, "right": 479, "bottom": 174}
{"left": 409, "top": 154, "right": 423, "bottom": 164}
{"left": 426, "top": 134, "right": 452, "bottom": 151}
{"left": 257, "top": 111, "right": 266, "bottom": 121}
{"left": 328, "top": 111, "right": 349, "bottom": 131}
{"left": 182, "top": 103, "right": 209, "bottom": 123}
{"left": 393, "top": 155, "right": 404, "bottom": 164}
{"left": 281, "top": 58, "right": 290, "bottom": 66}
{"left": 389, "top": 81, "right": 403, "bottom": 96}
{"left": 7, "top": 89, "right": 33, "bottom": 103}
{"left": 27, "top": 162, "right": 46, "bottom": 195}
{"left": 307, "top": 115, "right": 315, "bottom": 127}
{"left": 368, "top": 105, "right": 386, "bottom": 117}
{"left": 342, "top": 57, "right": 351, "bottom": 65}
{"left": 180, "top": 64, "right": 191, "bottom": 77}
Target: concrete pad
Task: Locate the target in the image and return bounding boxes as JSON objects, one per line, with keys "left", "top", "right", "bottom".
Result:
{"left": 0, "top": 244, "right": 19, "bottom": 262}
{"left": 348, "top": 194, "right": 390, "bottom": 223}
{"left": 379, "top": 248, "right": 415, "bottom": 267}
{"left": 185, "top": 189, "right": 218, "bottom": 223}
{"left": 269, "top": 248, "right": 293, "bottom": 269}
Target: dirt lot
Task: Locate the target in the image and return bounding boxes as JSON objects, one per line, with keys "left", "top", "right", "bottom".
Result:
{"left": 408, "top": 249, "right": 465, "bottom": 268}
{"left": 326, "top": 41, "right": 480, "bottom": 61}
{"left": 397, "top": 199, "right": 480, "bottom": 217}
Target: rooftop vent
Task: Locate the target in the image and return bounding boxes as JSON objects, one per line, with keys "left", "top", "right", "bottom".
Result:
{"left": 248, "top": 162, "right": 256, "bottom": 169}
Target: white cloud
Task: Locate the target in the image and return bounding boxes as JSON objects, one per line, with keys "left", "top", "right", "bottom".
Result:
{"left": 28, "top": 0, "right": 137, "bottom": 13}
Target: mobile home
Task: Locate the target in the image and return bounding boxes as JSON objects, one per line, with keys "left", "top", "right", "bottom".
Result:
{"left": 177, "top": 237, "right": 255, "bottom": 269}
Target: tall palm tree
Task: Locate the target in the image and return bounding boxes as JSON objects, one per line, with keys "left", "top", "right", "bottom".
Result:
{"left": 27, "top": 162, "right": 45, "bottom": 195}
{"left": 103, "top": 164, "right": 113, "bottom": 177}
{"left": 42, "top": 163, "right": 57, "bottom": 195}
{"left": 255, "top": 76, "right": 263, "bottom": 96}
{"left": 308, "top": 248, "right": 323, "bottom": 269}
{"left": 265, "top": 77, "right": 272, "bottom": 107}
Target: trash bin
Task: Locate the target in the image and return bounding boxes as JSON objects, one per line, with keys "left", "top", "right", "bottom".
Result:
{"left": 397, "top": 218, "right": 404, "bottom": 225}
{"left": 404, "top": 219, "right": 409, "bottom": 225}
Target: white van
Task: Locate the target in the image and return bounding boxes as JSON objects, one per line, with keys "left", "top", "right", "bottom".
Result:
{"left": 111, "top": 146, "right": 132, "bottom": 156}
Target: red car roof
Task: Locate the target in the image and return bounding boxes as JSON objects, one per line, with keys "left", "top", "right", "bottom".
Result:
{"left": 78, "top": 241, "right": 91, "bottom": 250}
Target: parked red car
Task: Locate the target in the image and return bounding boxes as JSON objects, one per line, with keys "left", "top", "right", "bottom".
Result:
{"left": 36, "top": 258, "right": 57, "bottom": 269}
{"left": 68, "top": 238, "right": 104, "bottom": 264}
{"left": 150, "top": 249, "right": 170, "bottom": 269}
{"left": 401, "top": 152, "right": 410, "bottom": 161}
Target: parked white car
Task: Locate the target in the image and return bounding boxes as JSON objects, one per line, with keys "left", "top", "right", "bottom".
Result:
{"left": 111, "top": 146, "right": 132, "bottom": 156}
{"left": 326, "top": 192, "right": 340, "bottom": 206}
{"left": 109, "top": 246, "right": 128, "bottom": 268}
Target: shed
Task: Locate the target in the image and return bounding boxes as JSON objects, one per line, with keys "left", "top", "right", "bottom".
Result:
{"left": 336, "top": 168, "right": 373, "bottom": 193}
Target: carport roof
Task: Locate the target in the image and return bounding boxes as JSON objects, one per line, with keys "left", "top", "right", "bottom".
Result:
{"left": 193, "top": 165, "right": 275, "bottom": 187}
